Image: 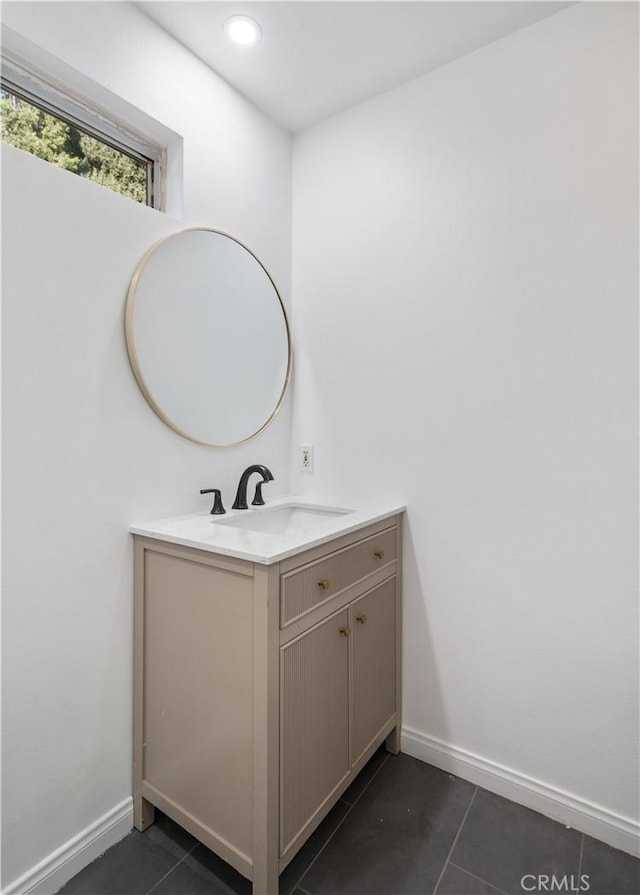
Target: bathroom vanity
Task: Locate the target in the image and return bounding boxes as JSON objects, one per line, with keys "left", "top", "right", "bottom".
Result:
{"left": 131, "top": 498, "right": 403, "bottom": 895}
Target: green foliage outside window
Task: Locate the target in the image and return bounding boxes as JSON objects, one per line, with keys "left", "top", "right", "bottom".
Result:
{"left": 0, "top": 89, "right": 149, "bottom": 203}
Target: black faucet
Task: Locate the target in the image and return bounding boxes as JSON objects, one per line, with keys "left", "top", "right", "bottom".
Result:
{"left": 232, "top": 465, "right": 274, "bottom": 510}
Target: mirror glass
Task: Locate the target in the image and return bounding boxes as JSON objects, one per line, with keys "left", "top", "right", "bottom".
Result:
{"left": 125, "top": 228, "right": 291, "bottom": 446}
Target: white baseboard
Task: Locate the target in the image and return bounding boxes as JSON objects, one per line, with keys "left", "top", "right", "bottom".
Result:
{"left": 402, "top": 726, "right": 640, "bottom": 858}
{"left": 3, "top": 797, "right": 133, "bottom": 895}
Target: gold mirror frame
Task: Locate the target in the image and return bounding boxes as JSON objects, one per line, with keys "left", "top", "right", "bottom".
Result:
{"left": 125, "top": 227, "right": 292, "bottom": 447}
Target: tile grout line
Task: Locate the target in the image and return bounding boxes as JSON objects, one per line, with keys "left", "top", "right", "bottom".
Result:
{"left": 448, "top": 861, "right": 510, "bottom": 895}
{"left": 349, "top": 752, "right": 390, "bottom": 809}
{"left": 289, "top": 752, "right": 391, "bottom": 894}
{"left": 432, "top": 785, "right": 478, "bottom": 895}
{"left": 341, "top": 751, "right": 391, "bottom": 810}
{"left": 577, "top": 833, "right": 585, "bottom": 885}
{"left": 144, "top": 840, "right": 200, "bottom": 895}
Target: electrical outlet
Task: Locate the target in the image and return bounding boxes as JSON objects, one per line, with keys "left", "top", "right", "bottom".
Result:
{"left": 301, "top": 444, "right": 314, "bottom": 473}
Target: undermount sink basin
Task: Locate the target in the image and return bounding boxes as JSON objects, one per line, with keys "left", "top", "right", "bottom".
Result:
{"left": 213, "top": 503, "right": 353, "bottom": 536}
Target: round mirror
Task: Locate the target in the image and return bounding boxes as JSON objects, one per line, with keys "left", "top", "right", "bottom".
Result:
{"left": 125, "top": 228, "right": 291, "bottom": 447}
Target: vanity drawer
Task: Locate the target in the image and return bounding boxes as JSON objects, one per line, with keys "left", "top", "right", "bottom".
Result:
{"left": 280, "top": 527, "right": 396, "bottom": 628}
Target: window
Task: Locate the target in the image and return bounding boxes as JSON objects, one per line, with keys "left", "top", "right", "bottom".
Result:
{"left": 1, "top": 62, "right": 163, "bottom": 208}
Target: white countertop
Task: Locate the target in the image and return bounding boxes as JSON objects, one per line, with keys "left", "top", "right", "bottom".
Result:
{"left": 129, "top": 494, "right": 405, "bottom": 564}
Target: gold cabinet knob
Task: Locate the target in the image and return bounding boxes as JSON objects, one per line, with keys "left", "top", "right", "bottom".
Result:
{"left": 374, "top": 549, "right": 384, "bottom": 559}
{"left": 356, "top": 614, "right": 367, "bottom": 624}
{"left": 339, "top": 626, "right": 351, "bottom": 638}
{"left": 318, "top": 578, "right": 330, "bottom": 590}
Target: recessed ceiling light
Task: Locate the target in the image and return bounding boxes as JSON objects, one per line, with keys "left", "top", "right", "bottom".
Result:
{"left": 224, "top": 15, "right": 262, "bottom": 48}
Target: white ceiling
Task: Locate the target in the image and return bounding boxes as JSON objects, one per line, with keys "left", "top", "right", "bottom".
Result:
{"left": 137, "top": 1, "right": 573, "bottom": 132}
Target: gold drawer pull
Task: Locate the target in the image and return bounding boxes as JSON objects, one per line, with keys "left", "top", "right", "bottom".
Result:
{"left": 356, "top": 614, "right": 367, "bottom": 624}
{"left": 340, "top": 626, "right": 351, "bottom": 638}
{"left": 374, "top": 549, "right": 385, "bottom": 559}
{"left": 318, "top": 578, "right": 330, "bottom": 590}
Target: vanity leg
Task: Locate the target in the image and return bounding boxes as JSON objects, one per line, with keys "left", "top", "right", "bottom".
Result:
{"left": 252, "top": 565, "right": 281, "bottom": 894}
{"left": 385, "top": 518, "right": 403, "bottom": 758}
{"left": 133, "top": 794, "right": 155, "bottom": 832}
{"left": 252, "top": 857, "right": 279, "bottom": 895}
{"left": 385, "top": 725, "right": 401, "bottom": 755}
{"left": 133, "top": 538, "right": 155, "bottom": 832}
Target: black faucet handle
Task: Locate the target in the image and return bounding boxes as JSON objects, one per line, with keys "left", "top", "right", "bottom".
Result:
{"left": 200, "top": 488, "right": 226, "bottom": 515}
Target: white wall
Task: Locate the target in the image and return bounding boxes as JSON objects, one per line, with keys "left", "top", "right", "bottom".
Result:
{"left": 292, "top": 1, "right": 638, "bottom": 851}
{"left": 1, "top": 3, "right": 291, "bottom": 889}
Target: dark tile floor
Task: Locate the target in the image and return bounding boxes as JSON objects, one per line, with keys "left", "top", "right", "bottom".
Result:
{"left": 58, "top": 751, "right": 639, "bottom": 895}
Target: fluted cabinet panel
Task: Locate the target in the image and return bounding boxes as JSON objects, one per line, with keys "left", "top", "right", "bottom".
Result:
{"left": 352, "top": 580, "right": 397, "bottom": 765}
{"left": 280, "top": 607, "right": 350, "bottom": 853}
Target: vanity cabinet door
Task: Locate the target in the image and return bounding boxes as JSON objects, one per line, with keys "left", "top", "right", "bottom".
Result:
{"left": 351, "top": 579, "right": 397, "bottom": 766}
{"left": 280, "top": 606, "right": 350, "bottom": 856}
